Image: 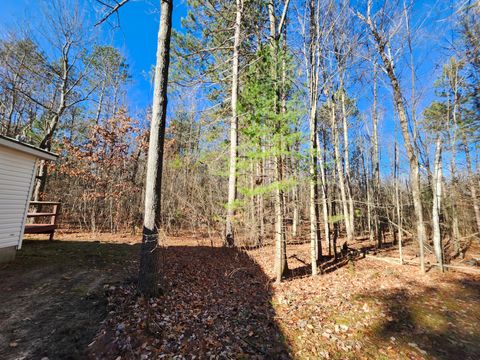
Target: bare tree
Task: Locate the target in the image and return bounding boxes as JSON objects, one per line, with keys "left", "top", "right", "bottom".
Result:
{"left": 138, "top": 0, "right": 173, "bottom": 296}
{"left": 432, "top": 135, "right": 443, "bottom": 271}
{"left": 357, "top": 0, "right": 427, "bottom": 272}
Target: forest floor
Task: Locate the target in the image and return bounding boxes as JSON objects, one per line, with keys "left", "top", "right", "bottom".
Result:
{"left": 0, "top": 230, "right": 479, "bottom": 359}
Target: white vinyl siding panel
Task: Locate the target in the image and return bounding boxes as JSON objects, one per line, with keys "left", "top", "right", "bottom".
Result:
{"left": 0, "top": 146, "right": 37, "bottom": 250}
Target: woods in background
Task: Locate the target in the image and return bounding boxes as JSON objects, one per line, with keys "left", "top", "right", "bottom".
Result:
{"left": 1, "top": 0, "right": 479, "bottom": 283}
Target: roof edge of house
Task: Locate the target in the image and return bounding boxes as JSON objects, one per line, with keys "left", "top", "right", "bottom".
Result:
{"left": 0, "top": 135, "right": 59, "bottom": 161}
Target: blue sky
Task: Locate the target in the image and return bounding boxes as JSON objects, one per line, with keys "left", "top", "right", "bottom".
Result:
{"left": 0, "top": 0, "right": 452, "bottom": 119}
{"left": 0, "top": 0, "right": 188, "bottom": 112}
{"left": 0, "top": 0, "right": 467, "bottom": 175}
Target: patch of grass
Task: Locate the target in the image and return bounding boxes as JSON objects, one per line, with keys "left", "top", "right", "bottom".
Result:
{"left": 409, "top": 303, "right": 449, "bottom": 331}
{"left": 71, "top": 284, "right": 91, "bottom": 296}
{"left": 16, "top": 240, "right": 138, "bottom": 267}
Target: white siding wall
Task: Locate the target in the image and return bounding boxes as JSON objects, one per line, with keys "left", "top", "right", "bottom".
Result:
{"left": 0, "top": 146, "right": 37, "bottom": 249}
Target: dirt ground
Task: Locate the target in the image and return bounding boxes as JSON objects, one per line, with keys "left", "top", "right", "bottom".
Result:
{"left": 0, "top": 237, "right": 139, "bottom": 360}
{"left": 0, "top": 230, "right": 479, "bottom": 359}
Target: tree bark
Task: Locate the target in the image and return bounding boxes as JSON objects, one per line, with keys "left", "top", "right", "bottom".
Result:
{"left": 394, "top": 141, "right": 403, "bottom": 264}
{"left": 340, "top": 86, "right": 354, "bottom": 240}
{"left": 331, "top": 97, "right": 352, "bottom": 244}
{"left": 317, "top": 131, "right": 330, "bottom": 255}
{"left": 225, "top": 0, "right": 243, "bottom": 247}
{"left": 138, "top": 0, "right": 173, "bottom": 297}
{"left": 307, "top": 0, "right": 320, "bottom": 275}
{"left": 269, "top": 0, "right": 289, "bottom": 282}
{"left": 372, "top": 63, "right": 381, "bottom": 245}
{"left": 449, "top": 80, "right": 461, "bottom": 254}
{"left": 463, "top": 134, "right": 480, "bottom": 238}
{"left": 33, "top": 40, "right": 70, "bottom": 202}
{"left": 432, "top": 136, "right": 443, "bottom": 272}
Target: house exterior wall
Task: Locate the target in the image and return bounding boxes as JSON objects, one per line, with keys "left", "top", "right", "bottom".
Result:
{"left": 0, "top": 145, "right": 37, "bottom": 256}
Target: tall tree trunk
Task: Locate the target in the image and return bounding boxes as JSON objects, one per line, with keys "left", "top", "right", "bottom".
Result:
{"left": 138, "top": 0, "right": 173, "bottom": 297}
{"left": 95, "top": 83, "right": 106, "bottom": 124}
{"left": 331, "top": 97, "right": 352, "bottom": 243}
{"left": 291, "top": 148, "right": 299, "bottom": 238}
{"left": 366, "top": 167, "right": 373, "bottom": 240}
{"left": 257, "top": 156, "right": 265, "bottom": 243}
{"left": 317, "top": 130, "right": 330, "bottom": 255}
{"left": 307, "top": 0, "right": 320, "bottom": 275}
{"left": 269, "top": 0, "right": 289, "bottom": 282}
{"left": 365, "top": 16, "right": 427, "bottom": 272}
{"left": 449, "top": 86, "right": 461, "bottom": 255}
{"left": 33, "top": 113, "right": 61, "bottom": 201}
{"left": 250, "top": 162, "right": 257, "bottom": 242}
{"left": 432, "top": 136, "right": 443, "bottom": 272}
{"left": 394, "top": 141, "right": 403, "bottom": 264}
{"left": 463, "top": 134, "right": 480, "bottom": 238}
{"left": 225, "top": 0, "right": 243, "bottom": 247}
{"left": 33, "top": 40, "right": 71, "bottom": 201}
{"left": 372, "top": 63, "right": 381, "bottom": 246}
{"left": 340, "top": 86, "right": 354, "bottom": 240}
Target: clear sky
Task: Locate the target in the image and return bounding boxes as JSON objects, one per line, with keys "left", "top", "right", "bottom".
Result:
{"left": 0, "top": 0, "right": 451, "bottom": 115}
{"left": 0, "top": 0, "right": 188, "bottom": 113}
{"left": 0, "top": 0, "right": 464, "bottom": 175}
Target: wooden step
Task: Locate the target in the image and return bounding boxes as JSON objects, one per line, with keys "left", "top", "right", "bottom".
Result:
{"left": 27, "top": 213, "right": 56, "bottom": 217}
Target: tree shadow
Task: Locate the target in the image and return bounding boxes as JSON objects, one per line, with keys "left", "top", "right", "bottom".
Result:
{"left": 91, "top": 245, "right": 291, "bottom": 358}
{"left": 0, "top": 240, "right": 291, "bottom": 359}
{"left": 285, "top": 245, "right": 366, "bottom": 280}
{"left": 358, "top": 278, "right": 480, "bottom": 359}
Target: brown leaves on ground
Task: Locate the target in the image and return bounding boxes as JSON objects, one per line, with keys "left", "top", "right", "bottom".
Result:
{"left": 90, "top": 235, "right": 480, "bottom": 360}
{"left": 8, "top": 234, "right": 480, "bottom": 360}
{"left": 89, "top": 245, "right": 289, "bottom": 359}
{"left": 250, "top": 241, "right": 480, "bottom": 360}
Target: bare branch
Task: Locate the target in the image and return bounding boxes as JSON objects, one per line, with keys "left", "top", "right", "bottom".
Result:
{"left": 95, "top": 0, "right": 130, "bottom": 27}
{"left": 277, "top": 0, "right": 291, "bottom": 36}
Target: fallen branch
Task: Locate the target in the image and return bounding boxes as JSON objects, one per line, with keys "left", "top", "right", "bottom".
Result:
{"left": 431, "top": 263, "right": 480, "bottom": 274}
{"left": 386, "top": 218, "right": 413, "bottom": 237}
{"left": 365, "top": 254, "right": 480, "bottom": 274}
{"left": 365, "top": 254, "right": 401, "bottom": 265}
{"left": 460, "top": 232, "right": 479, "bottom": 240}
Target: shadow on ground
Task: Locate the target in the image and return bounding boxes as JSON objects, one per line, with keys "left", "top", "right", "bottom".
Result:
{"left": 90, "top": 245, "right": 290, "bottom": 359}
{"left": 285, "top": 251, "right": 364, "bottom": 280}
{"left": 0, "top": 240, "right": 139, "bottom": 360}
{"left": 0, "top": 240, "right": 290, "bottom": 359}
{"left": 358, "top": 278, "right": 480, "bottom": 360}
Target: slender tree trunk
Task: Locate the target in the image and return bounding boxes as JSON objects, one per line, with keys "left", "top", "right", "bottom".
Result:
{"left": 332, "top": 165, "right": 339, "bottom": 259}
{"left": 250, "top": 163, "right": 257, "bottom": 242}
{"left": 291, "top": 149, "right": 299, "bottom": 238}
{"left": 280, "top": 19, "right": 291, "bottom": 260}
{"left": 463, "top": 135, "right": 480, "bottom": 238}
{"left": 432, "top": 136, "right": 443, "bottom": 272}
{"left": 366, "top": 19, "right": 427, "bottom": 272}
{"left": 331, "top": 98, "right": 352, "bottom": 243}
{"left": 95, "top": 83, "right": 106, "bottom": 124}
{"left": 258, "top": 156, "right": 265, "bottom": 243}
{"left": 33, "top": 41, "right": 71, "bottom": 201}
{"left": 372, "top": 63, "right": 381, "bottom": 246}
{"left": 449, "top": 86, "right": 461, "bottom": 254}
{"left": 362, "top": 151, "right": 372, "bottom": 240}
{"left": 306, "top": 0, "right": 320, "bottom": 275}
{"left": 269, "top": 0, "right": 289, "bottom": 282}
{"left": 317, "top": 131, "right": 330, "bottom": 255}
{"left": 340, "top": 86, "right": 354, "bottom": 240}
{"left": 138, "top": 0, "right": 173, "bottom": 297}
{"left": 225, "top": 0, "right": 243, "bottom": 247}
{"left": 33, "top": 159, "right": 48, "bottom": 202}
{"left": 394, "top": 141, "right": 403, "bottom": 264}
